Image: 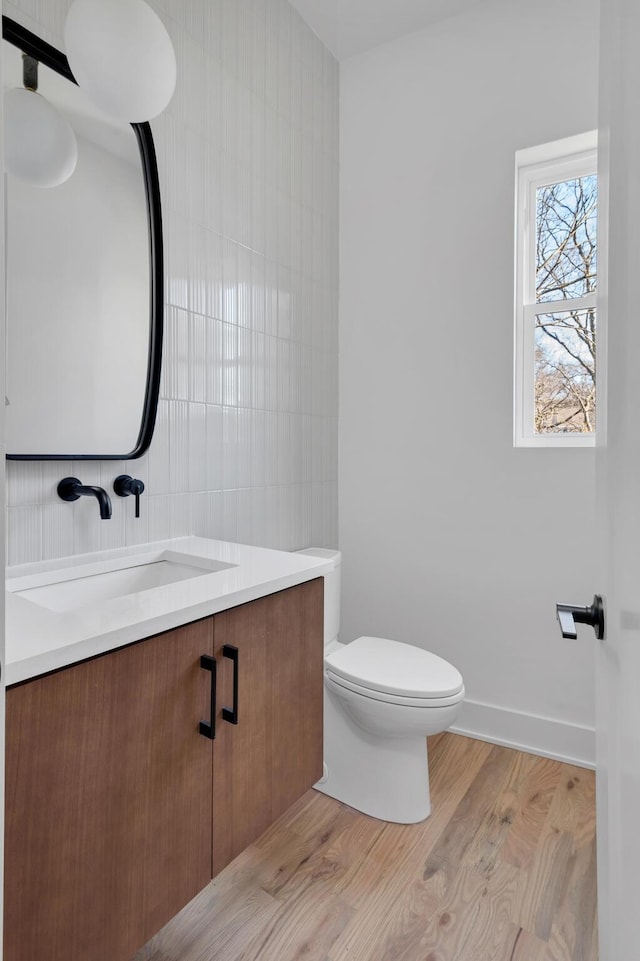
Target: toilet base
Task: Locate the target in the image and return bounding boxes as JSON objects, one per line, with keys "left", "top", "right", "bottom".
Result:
{"left": 314, "top": 685, "right": 432, "bottom": 824}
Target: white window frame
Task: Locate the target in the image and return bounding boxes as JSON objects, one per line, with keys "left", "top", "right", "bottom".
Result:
{"left": 514, "top": 131, "right": 598, "bottom": 447}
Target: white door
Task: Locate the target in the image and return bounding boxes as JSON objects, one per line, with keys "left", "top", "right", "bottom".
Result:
{"left": 596, "top": 0, "right": 640, "bottom": 956}
{"left": 0, "top": 25, "right": 6, "bottom": 960}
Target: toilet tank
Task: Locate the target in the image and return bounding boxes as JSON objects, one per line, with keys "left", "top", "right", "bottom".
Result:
{"left": 295, "top": 548, "right": 341, "bottom": 645}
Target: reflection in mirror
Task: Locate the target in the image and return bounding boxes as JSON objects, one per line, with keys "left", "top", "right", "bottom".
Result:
{"left": 3, "top": 18, "right": 163, "bottom": 459}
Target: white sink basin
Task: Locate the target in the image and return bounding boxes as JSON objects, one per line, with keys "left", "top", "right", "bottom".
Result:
{"left": 7, "top": 550, "right": 237, "bottom": 613}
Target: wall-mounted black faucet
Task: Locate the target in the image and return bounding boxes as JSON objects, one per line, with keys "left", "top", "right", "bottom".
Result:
{"left": 57, "top": 477, "right": 112, "bottom": 520}
{"left": 114, "top": 475, "right": 145, "bottom": 518}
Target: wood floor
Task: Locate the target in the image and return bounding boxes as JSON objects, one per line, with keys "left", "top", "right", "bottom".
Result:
{"left": 134, "top": 733, "right": 597, "bottom": 961}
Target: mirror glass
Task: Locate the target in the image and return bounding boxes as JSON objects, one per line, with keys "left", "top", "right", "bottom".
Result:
{"left": 3, "top": 21, "right": 163, "bottom": 459}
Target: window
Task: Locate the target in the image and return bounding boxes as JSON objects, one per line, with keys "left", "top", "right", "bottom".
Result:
{"left": 514, "top": 132, "right": 598, "bottom": 447}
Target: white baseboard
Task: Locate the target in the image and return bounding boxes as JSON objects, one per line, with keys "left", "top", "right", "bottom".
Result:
{"left": 449, "top": 698, "right": 595, "bottom": 770}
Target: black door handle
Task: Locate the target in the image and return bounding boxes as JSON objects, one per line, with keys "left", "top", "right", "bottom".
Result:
{"left": 199, "top": 654, "right": 217, "bottom": 739}
{"left": 556, "top": 595, "right": 605, "bottom": 640}
{"left": 222, "top": 645, "right": 239, "bottom": 724}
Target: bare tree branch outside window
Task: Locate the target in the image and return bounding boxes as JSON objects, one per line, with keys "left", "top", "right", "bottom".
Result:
{"left": 534, "top": 175, "right": 597, "bottom": 433}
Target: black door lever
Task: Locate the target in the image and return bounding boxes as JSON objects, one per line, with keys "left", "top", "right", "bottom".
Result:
{"left": 556, "top": 595, "right": 605, "bottom": 640}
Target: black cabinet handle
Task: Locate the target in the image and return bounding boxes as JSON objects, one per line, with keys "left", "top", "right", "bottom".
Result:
{"left": 199, "top": 655, "right": 217, "bottom": 739}
{"left": 222, "top": 645, "right": 239, "bottom": 725}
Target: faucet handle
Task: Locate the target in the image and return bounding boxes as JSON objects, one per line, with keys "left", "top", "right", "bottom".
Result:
{"left": 114, "top": 474, "right": 145, "bottom": 518}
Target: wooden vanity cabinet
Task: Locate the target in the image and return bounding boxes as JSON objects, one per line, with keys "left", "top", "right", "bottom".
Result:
{"left": 4, "top": 618, "right": 214, "bottom": 961}
{"left": 212, "top": 578, "right": 324, "bottom": 873}
{"left": 4, "top": 578, "right": 324, "bottom": 961}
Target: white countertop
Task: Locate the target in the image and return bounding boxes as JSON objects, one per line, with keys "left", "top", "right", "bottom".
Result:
{"left": 5, "top": 537, "right": 333, "bottom": 686}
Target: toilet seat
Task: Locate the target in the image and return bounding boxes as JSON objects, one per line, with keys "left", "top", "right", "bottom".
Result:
{"left": 324, "top": 636, "right": 464, "bottom": 703}
{"left": 325, "top": 670, "right": 465, "bottom": 708}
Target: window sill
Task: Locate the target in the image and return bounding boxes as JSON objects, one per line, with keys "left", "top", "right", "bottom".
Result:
{"left": 514, "top": 433, "right": 595, "bottom": 448}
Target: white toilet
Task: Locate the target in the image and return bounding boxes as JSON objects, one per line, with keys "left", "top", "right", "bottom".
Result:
{"left": 298, "top": 548, "right": 465, "bottom": 824}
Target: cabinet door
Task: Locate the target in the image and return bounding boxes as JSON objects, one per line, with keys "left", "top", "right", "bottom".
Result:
{"left": 212, "top": 578, "right": 324, "bottom": 874}
{"left": 4, "top": 619, "right": 214, "bottom": 961}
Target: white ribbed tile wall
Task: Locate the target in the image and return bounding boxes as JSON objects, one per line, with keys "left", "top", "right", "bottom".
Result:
{"left": 5, "top": 0, "right": 339, "bottom": 566}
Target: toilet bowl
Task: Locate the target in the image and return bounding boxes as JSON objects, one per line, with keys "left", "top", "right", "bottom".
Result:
{"left": 296, "top": 548, "right": 465, "bottom": 824}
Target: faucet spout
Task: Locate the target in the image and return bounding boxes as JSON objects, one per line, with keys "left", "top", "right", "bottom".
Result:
{"left": 57, "top": 477, "right": 112, "bottom": 519}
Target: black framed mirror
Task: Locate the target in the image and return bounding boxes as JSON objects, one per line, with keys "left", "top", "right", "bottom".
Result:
{"left": 3, "top": 16, "right": 163, "bottom": 460}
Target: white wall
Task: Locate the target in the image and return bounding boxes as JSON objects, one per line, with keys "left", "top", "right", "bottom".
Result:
{"left": 340, "top": 0, "right": 600, "bottom": 765}
{"left": 5, "top": 0, "right": 339, "bottom": 564}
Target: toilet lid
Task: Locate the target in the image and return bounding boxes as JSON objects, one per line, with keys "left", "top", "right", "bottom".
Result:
{"left": 325, "top": 636, "right": 463, "bottom": 699}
